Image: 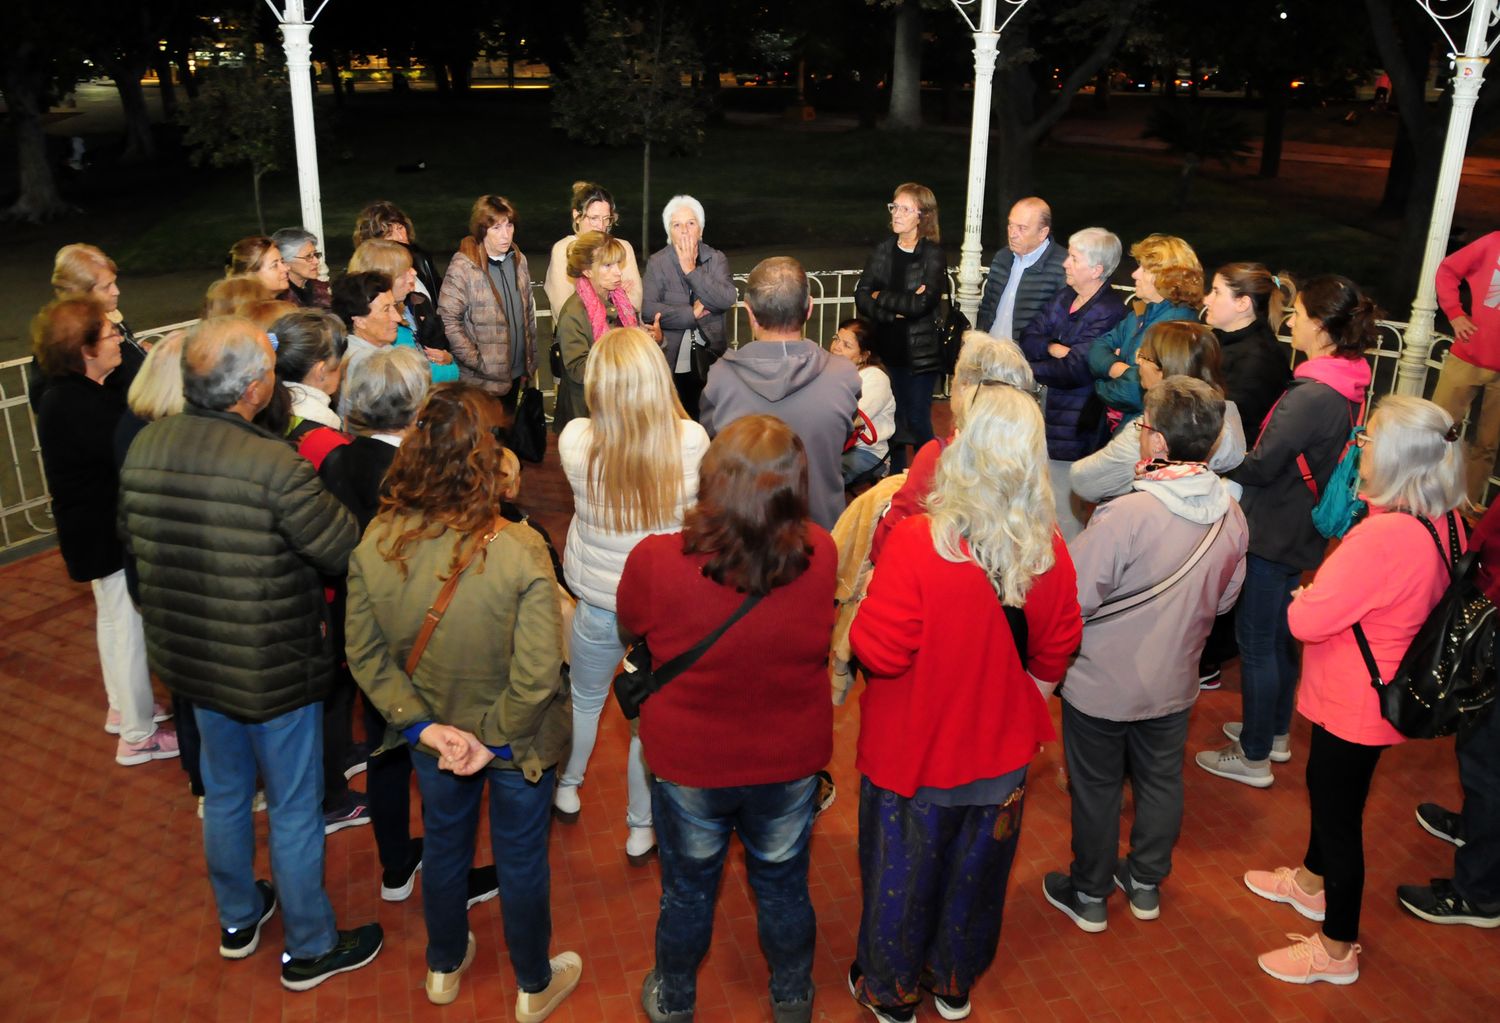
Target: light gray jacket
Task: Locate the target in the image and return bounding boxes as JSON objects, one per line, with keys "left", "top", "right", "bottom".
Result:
{"left": 1070, "top": 400, "right": 1246, "bottom": 504}
{"left": 641, "top": 242, "right": 738, "bottom": 368}
{"left": 1063, "top": 472, "right": 1248, "bottom": 722}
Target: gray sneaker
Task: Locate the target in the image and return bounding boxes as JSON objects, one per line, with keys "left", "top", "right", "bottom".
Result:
{"left": 1113, "top": 858, "right": 1160, "bottom": 921}
{"left": 1222, "top": 721, "right": 1291, "bottom": 763}
{"left": 1195, "top": 741, "right": 1273, "bottom": 788}
{"left": 1043, "top": 872, "right": 1107, "bottom": 933}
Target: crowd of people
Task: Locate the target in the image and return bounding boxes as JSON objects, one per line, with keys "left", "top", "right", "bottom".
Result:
{"left": 26, "top": 182, "right": 1500, "bottom": 1022}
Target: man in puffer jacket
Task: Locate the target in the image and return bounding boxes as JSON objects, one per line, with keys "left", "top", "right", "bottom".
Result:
{"left": 119, "top": 318, "right": 383, "bottom": 991}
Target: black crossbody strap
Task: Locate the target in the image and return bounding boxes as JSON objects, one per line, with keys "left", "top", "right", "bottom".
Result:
{"left": 654, "top": 592, "right": 763, "bottom": 688}
{"left": 1351, "top": 509, "right": 1459, "bottom": 686}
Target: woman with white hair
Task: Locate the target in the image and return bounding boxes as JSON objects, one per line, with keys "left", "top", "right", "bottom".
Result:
{"left": 1245, "top": 395, "right": 1466, "bottom": 987}
{"left": 273, "top": 228, "right": 331, "bottom": 309}
{"left": 849, "top": 383, "right": 1082, "bottom": 1022}
{"left": 640, "top": 194, "right": 737, "bottom": 419}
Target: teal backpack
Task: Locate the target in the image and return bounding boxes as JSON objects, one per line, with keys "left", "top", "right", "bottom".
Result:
{"left": 1304, "top": 401, "right": 1367, "bottom": 539}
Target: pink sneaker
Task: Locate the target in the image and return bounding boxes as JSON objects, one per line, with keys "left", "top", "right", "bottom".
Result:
{"left": 1244, "top": 867, "right": 1326, "bottom": 921}
{"left": 116, "top": 729, "right": 180, "bottom": 766}
{"left": 1257, "top": 932, "right": 1361, "bottom": 985}
{"left": 104, "top": 703, "right": 171, "bottom": 735}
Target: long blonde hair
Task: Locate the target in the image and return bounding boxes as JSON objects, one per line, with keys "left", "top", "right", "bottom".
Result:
{"left": 583, "top": 327, "right": 689, "bottom": 531}
{"left": 927, "top": 384, "right": 1056, "bottom": 604}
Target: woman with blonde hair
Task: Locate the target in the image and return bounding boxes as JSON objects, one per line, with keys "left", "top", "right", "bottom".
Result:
{"left": 1247, "top": 395, "right": 1466, "bottom": 985}
{"left": 351, "top": 238, "right": 457, "bottom": 382}
{"left": 345, "top": 382, "right": 580, "bottom": 1014}
{"left": 202, "top": 276, "right": 273, "bottom": 319}
{"left": 544, "top": 181, "right": 643, "bottom": 313}
{"left": 31, "top": 244, "right": 149, "bottom": 409}
{"left": 1088, "top": 233, "right": 1204, "bottom": 431}
{"left": 227, "top": 235, "right": 291, "bottom": 298}
{"left": 554, "top": 326, "right": 710, "bottom": 863}
{"left": 849, "top": 383, "right": 1082, "bottom": 1022}
{"left": 551, "top": 231, "right": 662, "bottom": 430}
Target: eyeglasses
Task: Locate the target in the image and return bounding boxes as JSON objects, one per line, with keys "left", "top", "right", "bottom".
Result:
{"left": 1354, "top": 430, "right": 1373, "bottom": 448}
{"left": 887, "top": 203, "right": 918, "bottom": 215}
{"left": 298, "top": 250, "right": 322, "bottom": 261}
{"left": 971, "top": 377, "right": 1044, "bottom": 406}
{"left": 1140, "top": 420, "right": 1161, "bottom": 435}
{"left": 1137, "top": 354, "right": 1159, "bottom": 367}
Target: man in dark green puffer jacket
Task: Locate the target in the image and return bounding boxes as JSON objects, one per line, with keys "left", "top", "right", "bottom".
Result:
{"left": 119, "top": 318, "right": 383, "bottom": 991}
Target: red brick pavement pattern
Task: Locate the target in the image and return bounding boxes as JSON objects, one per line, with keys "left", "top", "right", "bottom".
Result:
{"left": 2, "top": 421, "right": 1497, "bottom": 1022}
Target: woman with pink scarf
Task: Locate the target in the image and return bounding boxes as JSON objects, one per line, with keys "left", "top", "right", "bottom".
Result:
{"left": 552, "top": 231, "right": 663, "bottom": 429}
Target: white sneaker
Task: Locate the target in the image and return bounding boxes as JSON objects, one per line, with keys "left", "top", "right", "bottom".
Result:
{"left": 626, "top": 826, "right": 657, "bottom": 866}
{"left": 1194, "top": 741, "right": 1274, "bottom": 788}
{"left": 552, "top": 784, "right": 580, "bottom": 823}
{"left": 1222, "top": 722, "right": 1291, "bottom": 763}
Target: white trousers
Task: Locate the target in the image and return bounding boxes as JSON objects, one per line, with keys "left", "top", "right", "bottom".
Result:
{"left": 92, "top": 569, "right": 155, "bottom": 743}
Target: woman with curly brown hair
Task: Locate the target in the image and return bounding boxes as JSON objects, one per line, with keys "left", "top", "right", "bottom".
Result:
{"left": 352, "top": 199, "right": 442, "bottom": 301}
{"left": 344, "top": 383, "right": 581, "bottom": 1016}
{"left": 618, "top": 414, "right": 835, "bottom": 1023}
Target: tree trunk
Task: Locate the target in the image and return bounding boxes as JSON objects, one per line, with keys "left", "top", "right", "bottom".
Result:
{"left": 152, "top": 50, "right": 178, "bottom": 121}
{"left": 252, "top": 166, "right": 267, "bottom": 235}
{"left": 886, "top": 0, "right": 922, "bottom": 130}
{"left": 641, "top": 138, "right": 652, "bottom": 255}
{"left": 1259, "top": 78, "right": 1287, "bottom": 179}
{"left": 1, "top": 70, "right": 71, "bottom": 222}
{"left": 1387, "top": 145, "right": 1443, "bottom": 305}
{"left": 990, "top": 71, "right": 1034, "bottom": 212}
{"left": 1093, "top": 66, "right": 1110, "bottom": 112}
{"left": 170, "top": 43, "right": 198, "bottom": 99}
{"left": 448, "top": 61, "right": 471, "bottom": 92}
{"left": 326, "top": 61, "right": 345, "bottom": 104}
{"left": 1377, "top": 117, "right": 1416, "bottom": 216}
{"left": 107, "top": 55, "right": 157, "bottom": 161}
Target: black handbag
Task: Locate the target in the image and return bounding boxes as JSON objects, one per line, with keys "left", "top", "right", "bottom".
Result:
{"left": 1353, "top": 511, "right": 1497, "bottom": 739}
{"left": 690, "top": 336, "right": 719, "bottom": 386}
{"left": 508, "top": 385, "right": 547, "bottom": 464}
{"left": 940, "top": 302, "right": 971, "bottom": 374}
{"left": 613, "top": 593, "right": 761, "bottom": 720}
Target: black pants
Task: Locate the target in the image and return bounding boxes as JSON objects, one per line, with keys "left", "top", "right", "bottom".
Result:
{"left": 321, "top": 664, "right": 357, "bottom": 812}
{"left": 1456, "top": 702, "right": 1500, "bottom": 909}
{"left": 362, "top": 694, "right": 415, "bottom": 873}
{"left": 673, "top": 370, "right": 704, "bottom": 421}
{"left": 1303, "top": 723, "right": 1386, "bottom": 941}
{"left": 1063, "top": 701, "right": 1191, "bottom": 897}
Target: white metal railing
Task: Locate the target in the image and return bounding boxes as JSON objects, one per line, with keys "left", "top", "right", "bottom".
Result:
{"left": 0, "top": 271, "right": 1474, "bottom": 557}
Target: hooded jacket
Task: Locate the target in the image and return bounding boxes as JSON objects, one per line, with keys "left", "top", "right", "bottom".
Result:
{"left": 1070, "top": 401, "right": 1246, "bottom": 504}
{"left": 1231, "top": 354, "right": 1371, "bottom": 570}
{"left": 700, "top": 339, "right": 862, "bottom": 530}
{"left": 1064, "top": 472, "right": 1248, "bottom": 722}
{"left": 437, "top": 237, "right": 537, "bottom": 397}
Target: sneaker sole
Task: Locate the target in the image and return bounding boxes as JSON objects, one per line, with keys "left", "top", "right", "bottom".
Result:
{"left": 551, "top": 805, "right": 581, "bottom": 824}
{"left": 343, "top": 762, "right": 367, "bottom": 780}
{"left": 324, "top": 816, "right": 372, "bottom": 836}
{"left": 425, "top": 934, "right": 477, "bottom": 1005}
{"left": 1042, "top": 881, "right": 1108, "bottom": 933}
{"left": 1113, "top": 875, "right": 1160, "bottom": 921}
{"left": 1243, "top": 873, "right": 1325, "bottom": 921}
{"left": 1219, "top": 724, "right": 1292, "bottom": 763}
{"left": 466, "top": 887, "right": 499, "bottom": 910}
{"left": 381, "top": 861, "right": 421, "bottom": 902}
{"left": 220, "top": 893, "right": 277, "bottom": 959}
{"left": 105, "top": 709, "right": 172, "bottom": 734}
{"left": 1195, "top": 756, "right": 1274, "bottom": 788}
{"left": 116, "top": 746, "right": 181, "bottom": 766}
{"left": 626, "top": 845, "right": 658, "bottom": 867}
{"left": 1198, "top": 680, "right": 1222, "bottom": 691}
{"left": 516, "top": 956, "right": 583, "bottom": 1023}
{"left": 934, "top": 996, "right": 972, "bottom": 1021}
{"left": 280, "top": 938, "right": 383, "bottom": 991}
{"left": 1397, "top": 894, "right": 1500, "bottom": 928}
{"left": 847, "top": 969, "right": 914, "bottom": 1023}
{"left": 1416, "top": 808, "right": 1465, "bottom": 848}
{"left": 1257, "top": 956, "right": 1358, "bottom": 986}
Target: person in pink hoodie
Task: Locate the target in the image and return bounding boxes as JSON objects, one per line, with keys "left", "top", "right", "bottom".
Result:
{"left": 1432, "top": 230, "right": 1500, "bottom": 508}
{"left": 1244, "top": 395, "right": 1466, "bottom": 986}
{"left": 1196, "top": 276, "right": 1376, "bottom": 788}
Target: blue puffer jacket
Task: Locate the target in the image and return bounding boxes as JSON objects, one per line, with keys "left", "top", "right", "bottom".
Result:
{"left": 1087, "top": 298, "right": 1200, "bottom": 421}
{"left": 1018, "top": 286, "right": 1129, "bottom": 461}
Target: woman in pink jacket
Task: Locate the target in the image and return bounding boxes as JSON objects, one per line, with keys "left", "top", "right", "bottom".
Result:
{"left": 1245, "top": 395, "right": 1466, "bottom": 987}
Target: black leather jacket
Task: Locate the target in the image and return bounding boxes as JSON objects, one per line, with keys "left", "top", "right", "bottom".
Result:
{"left": 855, "top": 236, "right": 948, "bottom": 375}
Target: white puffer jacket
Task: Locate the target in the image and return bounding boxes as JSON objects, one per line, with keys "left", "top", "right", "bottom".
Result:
{"left": 559, "top": 417, "right": 710, "bottom": 611}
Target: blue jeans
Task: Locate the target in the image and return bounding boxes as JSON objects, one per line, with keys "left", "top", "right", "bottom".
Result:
{"left": 842, "top": 446, "right": 885, "bottom": 485}
{"left": 411, "top": 753, "right": 555, "bottom": 989}
{"left": 560, "top": 599, "right": 651, "bottom": 828}
{"left": 651, "top": 775, "right": 818, "bottom": 1014}
{"left": 887, "top": 366, "right": 938, "bottom": 472}
{"left": 1235, "top": 554, "right": 1302, "bottom": 762}
{"left": 195, "top": 702, "right": 337, "bottom": 959}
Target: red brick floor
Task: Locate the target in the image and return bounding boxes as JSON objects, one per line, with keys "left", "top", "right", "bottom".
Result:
{"left": 2, "top": 419, "right": 1497, "bottom": 1023}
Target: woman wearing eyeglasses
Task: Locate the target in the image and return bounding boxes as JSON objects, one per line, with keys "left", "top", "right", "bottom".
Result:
{"left": 855, "top": 183, "right": 948, "bottom": 473}
{"left": 273, "top": 228, "right": 332, "bottom": 309}
{"left": 544, "top": 181, "right": 644, "bottom": 315}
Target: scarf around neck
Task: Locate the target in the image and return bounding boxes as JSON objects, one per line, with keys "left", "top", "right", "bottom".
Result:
{"left": 575, "top": 274, "right": 638, "bottom": 339}
{"left": 1133, "top": 459, "right": 1210, "bottom": 482}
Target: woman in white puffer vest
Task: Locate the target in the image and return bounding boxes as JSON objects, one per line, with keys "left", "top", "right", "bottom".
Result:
{"left": 555, "top": 325, "right": 710, "bottom": 863}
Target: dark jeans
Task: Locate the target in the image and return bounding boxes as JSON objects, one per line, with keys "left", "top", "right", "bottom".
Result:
{"left": 853, "top": 775, "right": 1026, "bottom": 1010}
{"left": 651, "top": 775, "right": 818, "bottom": 1015}
{"left": 172, "top": 694, "right": 203, "bottom": 796}
{"left": 321, "top": 664, "right": 356, "bottom": 812}
{"left": 1235, "top": 554, "right": 1302, "bottom": 761}
{"left": 673, "top": 370, "right": 704, "bottom": 421}
{"left": 1063, "top": 702, "right": 1191, "bottom": 897}
{"left": 361, "top": 697, "right": 414, "bottom": 873}
{"left": 1304, "top": 724, "right": 1385, "bottom": 942}
{"left": 1456, "top": 703, "right": 1500, "bottom": 909}
{"left": 886, "top": 366, "right": 937, "bottom": 473}
{"left": 410, "top": 754, "right": 554, "bottom": 988}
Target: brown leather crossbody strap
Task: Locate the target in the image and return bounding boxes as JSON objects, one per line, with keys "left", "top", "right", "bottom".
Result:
{"left": 404, "top": 518, "right": 506, "bottom": 676}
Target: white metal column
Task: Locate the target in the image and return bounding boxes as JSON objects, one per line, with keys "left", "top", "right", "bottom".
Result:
{"left": 1396, "top": 0, "right": 1499, "bottom": 394}
{"left": 265, "top": 0, "right": 332, "bottom": 279}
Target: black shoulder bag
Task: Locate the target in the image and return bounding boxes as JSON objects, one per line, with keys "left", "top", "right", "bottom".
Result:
{"left": 613, "top": 593, "right": 762, "bottom": 720}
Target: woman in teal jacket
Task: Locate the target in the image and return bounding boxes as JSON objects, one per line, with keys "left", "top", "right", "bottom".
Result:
{"left": 1088, "top": 233, "right": 1203, "bottom": 429}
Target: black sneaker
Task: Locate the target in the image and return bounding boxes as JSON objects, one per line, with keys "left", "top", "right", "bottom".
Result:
{"left": 847, "top": 962, "right": 916, "bottom": 1023}
{"left": 342, "top": 741, "right": 370, "bottom": 780}
{"left": 814, "top": 770, "right": 837, "bottom": 818}
{"left": 1198, "top": 661, "right": 1222, "bottom": 689}
{"left": 380, "top": 838, "right": 424, "bottom": 902}
{"left": 323, "top": 801, "right": 371, "bottom": 835}
{"left": 1397, "top": 878, "right": 1500, "bottom": 928}
{"left": 220, "top": 880, "right": 276, "bottom": 959}
{"left": 1042, "top": 872, "right": 1107, "bottom": 933}
{"left": 933, "top": 992, "right": 971, "bottom": 1020}
{"left": 1113, "top": 858, "right": 1161, "bottom": 921}
{"left": 466, "top": 864, "right": 499, "bottom": 909}
{"left": 280, "top": 923, "right": 384, "bottom": 991}
{"left": 1416, "top": 803, "right": 1465, "bottom": 847}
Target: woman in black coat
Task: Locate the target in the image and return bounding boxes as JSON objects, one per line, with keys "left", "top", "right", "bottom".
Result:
{"left": 855, "top": 183, "right": 947, "bottom": 472}
{"left": 1202, "top": 262, "right": 1294, "bottom": 438}
{"left": 33, "top": 296, "right": 176, "bottom": 764}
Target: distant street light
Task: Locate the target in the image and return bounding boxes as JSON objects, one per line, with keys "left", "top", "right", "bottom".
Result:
{"left": 264, "top": 0, "right": 333, "bottom": 280}
{"left": 1396, "top": 0, "right": 1500, "bottom": 395}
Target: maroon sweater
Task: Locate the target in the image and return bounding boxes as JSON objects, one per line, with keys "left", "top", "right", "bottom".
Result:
{"left": 616, "top": 527, "right": 836, "bottom": 789}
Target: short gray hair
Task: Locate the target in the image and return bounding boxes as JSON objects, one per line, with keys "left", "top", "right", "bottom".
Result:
{"left": 661, "top": 194, "right": 706, "bottom": 237}
{"left": 343, "top": 347, "right": 431, "bottom": 434}
{"left": 1361, "top": 395, "right": 1467, "bottom": 518}
{"left": 1069, "top": 227, "right": 1122, "bottom": 279}
{"left": 744, "top": 257, "right": 809, "bottom": 333}
{"left": 951, "top": 332, "right": 1036, "bottom": 430}
{"left": 272, "top": 227, "right": 319, "bottom": 264}
{"left": 181, "top": 317, "right": 271, "bottom": 411}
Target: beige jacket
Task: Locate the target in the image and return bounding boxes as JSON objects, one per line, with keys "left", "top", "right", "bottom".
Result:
{"left": 828, "top": 473, "right": 908, "bottom": 704}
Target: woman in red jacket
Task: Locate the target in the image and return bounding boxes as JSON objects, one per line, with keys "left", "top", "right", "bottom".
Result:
{"left": 1246, "top": 395, "right": 1466, "bottom": 986}
{"left": 848, "top": 383, "right": 1083, "bottom": 1023}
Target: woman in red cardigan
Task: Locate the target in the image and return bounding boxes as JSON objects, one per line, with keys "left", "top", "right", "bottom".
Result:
{"left": 1246, "top": 395, "right": 1466, "bottom": 986}
{"left": 618, "top": 415, "right": 835, "bottom": 1023}
{"left": 848, "top": 383, "right": 1082, "bottom": 1023}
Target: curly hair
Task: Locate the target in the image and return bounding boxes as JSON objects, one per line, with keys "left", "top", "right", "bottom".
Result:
{"left": 372, "top": 383, "right": 518, "bottom": 580}
{"left": 681, "top": 415, "right": 812, "bottom": 596}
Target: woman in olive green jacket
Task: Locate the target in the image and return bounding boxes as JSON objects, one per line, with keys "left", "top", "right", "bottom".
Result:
{"left": 345, "top": 383, "right": 581, "bottom": 1018}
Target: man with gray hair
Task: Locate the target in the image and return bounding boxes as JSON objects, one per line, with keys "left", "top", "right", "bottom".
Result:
{"left": 700, "top": 256, "right": 862, "bottom": 529}
{"left": 119, "top": 317, "right": 383, "bottom": 990}
{"left": 976, "top": 197, "right": 1069, "bottom": 342}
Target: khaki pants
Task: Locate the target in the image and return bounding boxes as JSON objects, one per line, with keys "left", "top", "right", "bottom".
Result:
{"left": 1431, "top": 354, "right": 1500, "bottom": 507}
